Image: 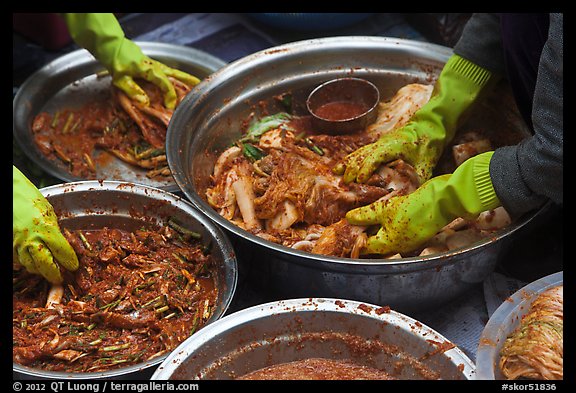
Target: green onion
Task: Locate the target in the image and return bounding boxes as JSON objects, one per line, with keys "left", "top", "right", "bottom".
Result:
{"left": 51, "top": 111, "right": 60, "bottom": 128}
{"left": 241, "top": 142, "right": 266, "bottom": 162}
{"left": 134, "top": 281, "right": 154, "bottom": 292}
{"left": 102, "top": 343, "right": 131, "bottom": 352}
{"left": 141, "top": 295, "right": 164, "bottom": 309}
{"left": 69, "top": 119, "right": 82, "bottom": 133}
{"left": 135, "top": 147, "right": 165, "bottom": 160}
{"left": 167, "top": 218, "right": 202, "bottom": 240}
{"left": 78, "top": 232, "right": 92, "bottom": 251}
{"left": 155, "top": 305, "right": 170, "bottom": 314}
{"left": 305, "top": 138, "right": 324, "bottom": 156}
{"left": 99, "top": 299, "right": 121, "bottom": 310}
{"left": 239, "top": 112, "right": 293, "bottom": 143}
{"left": 172, "top": 252, "right": 188, "bottom": 264}
{"left": 62, "top": 113, "right": 75, "bottom": 134}
{"left": 190, "top": 313, "right": 200, "bottom": 335}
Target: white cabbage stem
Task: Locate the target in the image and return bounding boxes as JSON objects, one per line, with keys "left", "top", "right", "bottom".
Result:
{"left": 46, "top": 284, "right": 64, "bottom": 309}
{"left": 232, "top": 177, "right": 261, "bottom": 230}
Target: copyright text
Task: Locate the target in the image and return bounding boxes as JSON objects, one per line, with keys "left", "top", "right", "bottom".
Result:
{"left": 12, "top": 381, "right": 200, "bottom": 393}
{"left": 502, "top": 383, "right": 557, "bottom": 391}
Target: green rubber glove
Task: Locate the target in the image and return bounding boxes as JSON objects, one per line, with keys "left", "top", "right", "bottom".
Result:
{"left": 13, "top": 166, "right": 79, "bottom": 284}
{"left": 64, "top": 13, "right": 200, "bottom": 109}
{"left": 346, "top": 152, "right": 501, "bottom": 256}
{"left": 336, "top": 54, "right": 494, "bottom": 184}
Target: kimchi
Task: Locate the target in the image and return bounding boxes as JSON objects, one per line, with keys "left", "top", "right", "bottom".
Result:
{"left": 31, "top": 78, "right": 190, "bottom": 179}
{"left": 206, "top": 83, "right": 512, "bottom": 259}
{"left": 499, "top": 285, "right": 563, "bottom": 380}
{"left": 13, "top": 219, "right": 218, "bottom": 373}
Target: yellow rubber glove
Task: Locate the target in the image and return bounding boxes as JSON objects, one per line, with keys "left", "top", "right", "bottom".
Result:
{"left": 336, "top": 54, "right": 494, "bottom": 184}
{"left": 346, "top": 152, "right": 500, "bottom": 256}
{"left": 64, "top": 13, "right": 200, "bottom": 109}
{"left": 13, "top": 166, "right": 79, "bottom": 284}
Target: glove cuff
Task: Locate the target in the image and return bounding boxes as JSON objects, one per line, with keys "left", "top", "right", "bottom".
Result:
{"left": 472, "top": 151, "right": 501, "bottom": 211}
{"left": 13, "top": 166, "right": 43, "bottom": 202}
{"left": 442, "top": 151, "right": 501, "bottom": 219}
{"left": 427, "top": 54, "right": 494, "bottom": 130}
{"left": 444, "top": 54, "right": 493, "bottom": 90}
{"left": 64, "top": 13, "right": 129, "bottom": 70}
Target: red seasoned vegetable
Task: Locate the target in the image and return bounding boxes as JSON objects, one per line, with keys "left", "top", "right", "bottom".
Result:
{"left": 13, "top": 222, "right": 217, "bottom": 373}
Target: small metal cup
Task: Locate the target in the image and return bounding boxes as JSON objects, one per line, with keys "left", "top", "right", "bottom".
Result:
{"left": 306, "top": 77, "right": 380, "bottom": 134}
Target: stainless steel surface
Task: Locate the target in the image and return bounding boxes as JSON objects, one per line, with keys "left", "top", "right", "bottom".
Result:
{"left": 306, "top": 77, "right": 380, "bottom": 134}
{"left": 13, "top": 43, "right": 226, "bottom": 192}
{"left": 475, "top": 271, "right": 563, "bottom": 380}
{"left": 151, "top": 298, "right": 476, "bottom": 380}
{"left": 166, "top": 36, "right": 542, "bottom": 313}
{"left": 13, "top": 181, "right": 238, "bottom": 380}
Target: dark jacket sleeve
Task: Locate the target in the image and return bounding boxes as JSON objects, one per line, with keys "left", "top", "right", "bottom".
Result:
{"left": 453, "top": 13, "right": 506, "bottom": 74}
{"left": 489, "top": 13, "right": 563, "bottom": 218}
{"left": 454, "top": 13, "right": 563, "bottom": 218}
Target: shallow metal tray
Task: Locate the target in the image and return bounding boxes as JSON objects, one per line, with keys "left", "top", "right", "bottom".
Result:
{"left": 13, "top": 42, "right": 226, "bottom": 192}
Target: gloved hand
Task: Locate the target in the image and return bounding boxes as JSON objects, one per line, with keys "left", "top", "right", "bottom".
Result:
{"left": 346, "top": 152, "right": 500, "bottom": 255}
{"left": 13, "top": 166, "right": 79, "bottom": 284}
{"left": 64, "top": 13, "right": 200, "bottom": 109}
{"left": 336, "top": 54, "right": 494, "bottom": 184}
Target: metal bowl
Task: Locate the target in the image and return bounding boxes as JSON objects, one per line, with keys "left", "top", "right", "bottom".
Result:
{"left": 13, "top": 43, "right": 226, "bottom": 192}
{"left": 475, "top": 271, "right": 563, "bottom": 380}
{"left": 307, "top": 77, "right": 380, "bottom": 134}
{"left": 166, "top": 36, "right": 542, "bottom": 313}
{"left": 13, "top": 181, "right": 238, "bottom": 380}
{"left": 151, "top": 298, "right": 475, "bottom": 380}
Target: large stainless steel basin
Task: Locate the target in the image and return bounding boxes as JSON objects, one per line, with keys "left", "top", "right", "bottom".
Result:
{"left": 166, "top": 36, "right": 540, "bottom": 313}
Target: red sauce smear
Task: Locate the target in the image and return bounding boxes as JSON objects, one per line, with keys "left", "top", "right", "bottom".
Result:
{"left": 314, "top": 101, "right": 369, "bottom": 121}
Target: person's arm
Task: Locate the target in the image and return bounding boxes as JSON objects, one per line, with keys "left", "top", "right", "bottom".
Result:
{"left": 13, "top": 166, "right": 79, "bottom": 284}
{"left": 489, "top": 13, "right": 563, "bottom": 218}
{"left": 452, "top": 13, "right": 506, "bottom": 74}
{"left": 63, "top": 13, "right": 200, "bottom": 109}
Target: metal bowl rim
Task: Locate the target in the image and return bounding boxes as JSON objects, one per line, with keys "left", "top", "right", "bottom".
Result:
{"left": 151, "top": 297, "right": 476, "bottom": 380}
{"left": 306, "top": 77, "right": 381, "bottom": 121}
